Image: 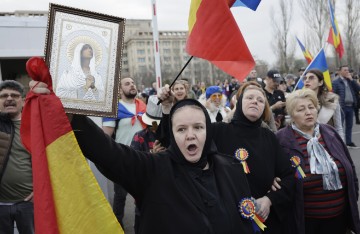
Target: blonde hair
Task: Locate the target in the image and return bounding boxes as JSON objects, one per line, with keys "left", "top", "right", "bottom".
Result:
{"left": 172, "top": 80, "right": 189, "bottom": 91}
{"left": 286, "top": 89, "right": 320, "bottom": 118}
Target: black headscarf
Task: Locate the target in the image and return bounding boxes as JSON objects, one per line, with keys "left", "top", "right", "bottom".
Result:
{"left": 231, "top": 93, "right": 264, "bottom": 128}
{"left": 168, "top": 99, "right": 214, "bottom": 169}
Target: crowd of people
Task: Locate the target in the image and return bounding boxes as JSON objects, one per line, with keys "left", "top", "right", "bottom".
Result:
{"left": 0, "top": 64, "right": 360, "bottom": 234}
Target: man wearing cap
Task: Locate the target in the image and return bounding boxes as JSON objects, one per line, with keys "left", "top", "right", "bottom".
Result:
{"left": 131, "top": 95, "right": 164, "bottom": 153}
{"left": 201, "top": 86, "right": 230, "bottom": 123}
{"left": 264, "top": 70, "right": 286, "bottom": 129}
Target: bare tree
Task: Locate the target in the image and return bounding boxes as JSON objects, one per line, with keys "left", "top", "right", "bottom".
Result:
{"left": 298, "top": 0, "right": 333, "bottom": 52}
{"left": 343, "top": 0, "right": 360, "bottom": 69}
{"left": 271, "top": 0, "right": 295, "bottom": 73}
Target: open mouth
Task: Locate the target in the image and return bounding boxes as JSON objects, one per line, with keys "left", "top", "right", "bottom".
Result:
{"left": 4, "top": 101, "right": 16, "bottom": 108}
{"left": 187, "top": 144, "right": 198, "bottom": 155}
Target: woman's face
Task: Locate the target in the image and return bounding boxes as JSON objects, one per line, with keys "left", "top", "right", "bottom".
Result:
{"left": 173, "top": 84, "right": 186, "bottom": 101}
{"left": 303, "top": 72, "right": 323, "bottom": 94}
{"left": 81, "top": 45, "right": 93, "bottom": 59}
{"left": 291, "top": 98, "right": 318, "bottom": 132}
{"left": 172, "top": 106, "right": 206, "bottom": 163}
{"left": 242, "top": 89, "right": 266, "bottom": 122}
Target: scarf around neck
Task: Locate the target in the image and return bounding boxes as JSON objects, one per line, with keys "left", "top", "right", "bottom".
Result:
{"left": 291, "top": 123, "right": 342, "bottom": 190}
{"left": 103, "top": 99, "right": 147, "bottom": 128}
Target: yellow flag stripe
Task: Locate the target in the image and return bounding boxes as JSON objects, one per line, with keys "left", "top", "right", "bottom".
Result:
{"left": 46, "top": 131, "right": 123, "bottom": 234}
{"left": 188, "top": 0, "right": 202, "bottom": 34}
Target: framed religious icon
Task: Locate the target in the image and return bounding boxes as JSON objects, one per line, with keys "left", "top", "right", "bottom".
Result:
{"left": 45, "top": 3, "right": 125, "bottom": 117}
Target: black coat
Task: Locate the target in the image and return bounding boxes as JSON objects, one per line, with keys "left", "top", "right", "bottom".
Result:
{"left": 212, "top": 122, "right": 294, "bottom": 234}
{"left": 71, "top": 115, "right": 254, "bottom": 234}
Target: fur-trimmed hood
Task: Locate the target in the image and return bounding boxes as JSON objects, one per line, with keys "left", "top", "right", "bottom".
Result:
{"left": 319, "top": 92, "right": 339, "bottom": 110}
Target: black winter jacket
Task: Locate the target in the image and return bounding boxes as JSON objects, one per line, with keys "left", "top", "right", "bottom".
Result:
{"left": 72, "top": 115, "right": 255, "bottom": 234}
{"left": 0, "top": 113, "right": 15, "bottom": 184}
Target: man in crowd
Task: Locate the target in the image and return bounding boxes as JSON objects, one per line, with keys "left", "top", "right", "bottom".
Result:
{"left": 229, "top": 77, "right": 240, "bottom": 94}
{"left": 148, "top": 82, "right": 157, "bottom": 95}
{"left": 264, "top": 70, "right": 286, "bottom": 129}
{"left": 285, "top": 74, "right": 296, "bottom": 92}
{"left": 102, "top": 77, "right": 146, "bottom": 227}
{"left": 332, "top": 65, "right": 360, "bottom": 148}
{"left": 295, "top": 67, "right": 305, "bottom": 85}
{"left": 246, "top": 69, "right": 264, "bottom": 86}
{"left": 0, "top": 80, "right": 34, "bottom": 234}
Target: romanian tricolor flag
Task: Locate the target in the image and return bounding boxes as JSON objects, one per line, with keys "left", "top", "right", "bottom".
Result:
{"left": 294, "top": 49, "right": 332, "bottom": 91}
{"left": 21, "top": 57, "right": 123, "bottom": 234}
{"left": 327, "top": 0, "right": 344, "bottom": 59}
{"left": 296, "top": 36, "right": 313, "bottom": 64}
{"left": 232, "top": 0, "right": 261, "bottom": 11}
{"left": 186, "top": 0, "right": 255, "bottom": 82}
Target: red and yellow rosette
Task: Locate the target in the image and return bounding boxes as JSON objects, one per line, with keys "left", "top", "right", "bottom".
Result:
{"left": 290, "top": 156, "right": 306, "bottom": 179}
{"left": 238, "top": 198, "right": 266, "bottom": 232}
{"left": 235, "top": 148, "right": 250, "bottom": 173}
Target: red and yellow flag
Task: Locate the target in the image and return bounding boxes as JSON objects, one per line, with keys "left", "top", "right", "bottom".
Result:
{"left": 295, "top": 36, "right": 313, "bottom": 64}
{"left": 186, "top": 0, "right": 255, "bottom": 82}
{"left": 327, "top": 0, "right": 344, "bottom": 59}
{"left": 21, "top": 57, "right": 123, "bottom": 234}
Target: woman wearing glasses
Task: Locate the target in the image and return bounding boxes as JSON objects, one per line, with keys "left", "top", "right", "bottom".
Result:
{"left": 302, "top": 69, "right": 344, "bottom": 141}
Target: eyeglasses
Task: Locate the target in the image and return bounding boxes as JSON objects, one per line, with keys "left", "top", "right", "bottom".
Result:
{"left": 0, "top": 93, "right": 22, "bottom": 100}
{"left": 210, "top": 93, "right": 222, "bottom": 101}
{"left": 302, "top": 75, "right": 317, "bottom": 82}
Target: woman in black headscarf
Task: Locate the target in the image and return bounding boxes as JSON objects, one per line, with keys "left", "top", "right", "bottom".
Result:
{"left": 158, "top": 84, "right": 295, "bottom": 233}
{"left": 31, "top": 88, "right": 255, "bottom": 233}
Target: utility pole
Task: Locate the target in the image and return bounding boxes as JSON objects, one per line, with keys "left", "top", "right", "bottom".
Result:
{"left": 151, "top": 0, "right": 162, "bottom": 90}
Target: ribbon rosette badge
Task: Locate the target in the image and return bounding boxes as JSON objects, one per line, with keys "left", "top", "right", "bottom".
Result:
{"left": 238, "top": 198, "right": 266, "bottom": 232}
{"left": 235, "top": 148, "right": 250, "bottom": 173}
{"left": 290, "top": 156, "right": 306, "bottom": 179}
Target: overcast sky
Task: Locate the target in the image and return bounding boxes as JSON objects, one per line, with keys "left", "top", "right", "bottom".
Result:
{"left": 0, "top": 0, "right": 347, "bottom": 67}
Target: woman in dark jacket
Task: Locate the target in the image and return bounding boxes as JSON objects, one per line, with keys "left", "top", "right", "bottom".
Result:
{"left": 276, "top": 89, "right": 360, "bottom": 234}
{"left": 158, "top": 84, "right": 295, "bottom": 234}
{"left": 68, "top": 99, "right": 254, "bottom": 233}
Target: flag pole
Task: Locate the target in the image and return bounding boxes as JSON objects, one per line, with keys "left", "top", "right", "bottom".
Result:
{"left": 157, "top": 56, "right": 194, "bottom": 104}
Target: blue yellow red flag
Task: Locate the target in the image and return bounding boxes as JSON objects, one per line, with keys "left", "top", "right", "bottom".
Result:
{"left": 232, "top": 0, "right": 261, "bottom": 11}
{"left": 294, "top": 48, "right": 332, "bottom": 91}
{"left": 295, "top": 36, "right": 313, "bottom": 64}
{"left": 327, "top": 0, "right": 344, "bottom": 59}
